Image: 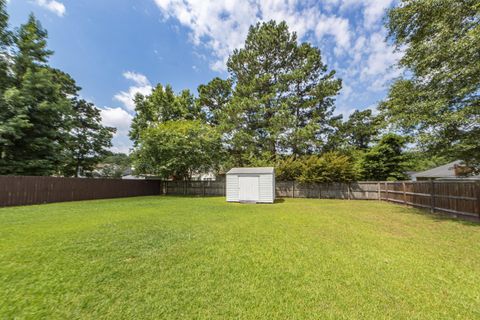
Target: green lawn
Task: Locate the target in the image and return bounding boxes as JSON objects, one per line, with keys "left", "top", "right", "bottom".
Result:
{"left": 1, "top": 197, "right": 479, "bottom": 319}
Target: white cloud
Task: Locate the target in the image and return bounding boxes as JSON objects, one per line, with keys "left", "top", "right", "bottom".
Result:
{"left": 101, "top": 107, "right": 134, "bottom": 154}
{"left": 151, "top": 0, "right": 402, "bottom": 118}
{"left": 362, "top": 0, "right": 394, "bottom": 28}
{"left": 123, "top": 71, "right": 150, "bottom": 87}
{"left": 153, "top": 0, "right": 353, "bottom": 71}
{"left": 360, "top": 31, "right": 403, "bottom": 90}
{"left": 100, "top": 107, "right": 133, "bottom": 136}
{"left": 315, "top": 14, "right": 351, "bottom": 55}
{"left": 337, "top": 0, "right": 394, "bottom": 28}
{"left": 33, "top": 0, "right": 66, "bottom": 17}
{"left": 114, "top": 71, "right": 153, "bottom": 111}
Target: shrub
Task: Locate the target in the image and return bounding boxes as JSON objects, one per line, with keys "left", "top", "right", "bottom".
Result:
{"left": 275, "top": 152, "right": 357, "bottom": 183}
{"left": 297, "top": 152, "right": 357, "bottom": 183}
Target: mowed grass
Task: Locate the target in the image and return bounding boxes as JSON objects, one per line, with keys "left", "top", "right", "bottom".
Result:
{"left": 1, "top": 197, "right": 479, "bottom": 319}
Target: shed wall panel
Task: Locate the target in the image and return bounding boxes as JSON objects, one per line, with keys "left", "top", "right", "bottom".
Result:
{"left": 259, "top": 174, "right": 274, "bottom": 203}
{"left": 226, "top": 174, "right": 239, "bottom": 202}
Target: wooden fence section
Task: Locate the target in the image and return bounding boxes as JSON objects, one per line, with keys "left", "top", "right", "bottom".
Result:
{"left": 0, "top": 176, "right": 161, "bottom": 207}
{"left": 162, "top": 180, "right": 379, "bottom": 200}
{"left": 275, "top": 181, "right": 380, "bottom": 200}
{"left": 163, "top": 180, "right": 226, "bottom": 196}
{"left": 2, "top": 177, "right": 479, "bottom": 220}
{"left": 380, "top": 181, "right": 480, "bottom": 219}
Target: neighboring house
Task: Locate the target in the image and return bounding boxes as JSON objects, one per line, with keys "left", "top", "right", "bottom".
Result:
{"left": 412, "top": 160, "right": 479, "bottom": 181}
{"left": 405, "top": 171, "right": 418, "bottom": 180}
{"left": 191, "top": 171, "right": 216, "bottom": 181}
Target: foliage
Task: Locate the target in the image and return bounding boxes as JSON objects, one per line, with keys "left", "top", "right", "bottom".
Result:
{"left": 130, "top": 84, "right": 204, "bottom": 146}
{"left": 197, "top": 77, "right": 232, "bottom": 125}
{"left": 0, "top": 0, "right": 11, "bottom": 91}
{"left": 275, "top": 156, "right": 304, "bottom": 181}
{"left": 0, "top": 15, "right": 74, "bottom": 175}
{"left": 224, "top": 21, "right": 341, "bottom": 164}
{"left": 340, "top": 109, "right": 380, "bottom": 150}
{"left": 296, "top": 152, "right": 357, "bottom": 183}
{"left": 381, "top": 0, "right": 480, "bottom": 170}
{"left": 0, "top": 10, "right": 113, "bottom": 176}
{"left": 96, "top": 153, "right": 131, "bottom": 178}
{"left": 62, "top": 99, "right": 116, "bottom": 177}
{"left": 133, "top": 120, "right": 223, "bottom": 179}
{"left": 403, "top": 150, "right": 450, "bottom": 172}
{"left": 358, "top": 134, "right": 409, "bottom": 181}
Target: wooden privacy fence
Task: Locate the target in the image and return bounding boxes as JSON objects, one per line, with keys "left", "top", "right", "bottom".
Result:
{"left": 0, "top": 176, "right": 161, "bottom": 207}
{"left": 162, "top": 180, "right": 479, "bottom": 220}
{"left": 1, "top": 177, "right": 479, "bottom": 220}
{"left": 161, "top": 181, "right": 379, "bottom": 199}
{"left": 380, "top": 181, "right": 480, "bottom": 220}
{"left": 162, "top": 180, "right": 226, "bottom": 196}
{"left": 275, "top": 181, "right": 379, "bottom": 200}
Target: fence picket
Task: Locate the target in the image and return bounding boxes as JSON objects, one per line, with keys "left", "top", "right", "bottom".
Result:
{"left": 1, "top": 177, "right": 478, "bottom": 220}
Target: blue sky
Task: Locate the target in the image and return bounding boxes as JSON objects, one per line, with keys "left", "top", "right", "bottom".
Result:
{"left": 7, "top": 0, "right": 402, "bottom": 153}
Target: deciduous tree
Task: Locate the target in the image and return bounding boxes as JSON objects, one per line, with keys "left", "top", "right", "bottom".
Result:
{"left": 133, "top": 120, "right": 223, "bottom": 179}
{"left": 380, "top": 0, "right": 480, "bottom": 170}
{"left": 62, "top": 99, "right": 116, "bottom": 177}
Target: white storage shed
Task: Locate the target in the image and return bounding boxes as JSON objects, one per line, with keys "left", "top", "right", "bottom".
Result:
{"left": 226, "top": 167, "right": 275, "bottom": 203}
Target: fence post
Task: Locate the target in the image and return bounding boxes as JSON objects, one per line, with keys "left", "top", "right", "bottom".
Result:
{"left": 203, "top": 181, "right": 206, "bottom": 197}
{"left": 184, "top": 180, "right": 187, "bottom": 195}
{"left": 347, "top": 183, "right": 351, "bottom": 200}
{"left": 402, "top": 182, "right": 407, "bottom": 204}
{"left": 292, "top": 181, "right": 295, "bottom": 198}
{"left": 377, "top": 182, "right": 381, "bottom": 200}
{"left": 476, "top": 182, "right": 480, "bottom": 219}
{"left": 430, "top": 180, "right": 435, "bottom": 213}
{"left": 385, "top": 182, "right": 388, "bottom": 201}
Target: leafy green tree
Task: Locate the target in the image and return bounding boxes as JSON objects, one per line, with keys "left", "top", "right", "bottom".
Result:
{"left": 62, "top": 99, "right": 116, "bottom": 177}
{"left": 341, "top": 109, "right": 380, "bottom": 150}
{"left": 96, "top": 153, "right": 131, "bottom": 178}
{"left": 0, "top": 15, "right": 75, "bottom": 175}
{"left": 130, "top": 84, "right": 204, "bottom": 146}
{"left": 0, "top": 0, "right": 12, "bottom": 90}
{"left": 13, "top": 14, "right": 53, "bottom": 82}
{"left": 403, "top": 150, "right": 449, "bottom": 172}
{"left": 133, "top": 120, "right": 223, "bottom": 180}
{"left": 225, "top": 21, "right": 341, "bottom": 164}
{"left": 358, "top": 134, "right": 409, "bottom": 181}
{"left": 380, "top": 0, "right": 480, "bottom": 170}
{"left": 197, "top": 77, "right": 232, "bottom": 125}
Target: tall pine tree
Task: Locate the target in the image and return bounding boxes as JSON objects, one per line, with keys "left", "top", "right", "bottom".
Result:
{"left": 225, "top": 21, "right": 341, "bottom": 165}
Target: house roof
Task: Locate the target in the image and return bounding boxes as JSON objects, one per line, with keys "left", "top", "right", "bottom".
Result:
{"left": 226, "top": 167, "right": 275, "bottom": 175}
{"left": 413, "top": 160, "right": 463, "bottom": 178}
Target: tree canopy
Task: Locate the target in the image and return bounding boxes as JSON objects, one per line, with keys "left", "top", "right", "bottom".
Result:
{"left": 133, "top": 120, "right": 223, "bottom": 180}
{"left": 380, "top": 0, "right": 480, "bottom": 170}
{"left": 225, "top": 21, "right": 342, "bottom": 164}
{"left": 0, "top": 10, "right": 114, "bottom": 176}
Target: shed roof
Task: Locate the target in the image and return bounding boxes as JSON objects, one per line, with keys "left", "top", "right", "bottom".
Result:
{"left": 226, "top": 167, "right": 275, "bottom": 175}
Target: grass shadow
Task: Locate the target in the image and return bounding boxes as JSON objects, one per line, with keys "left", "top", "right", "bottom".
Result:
{"left": 395, "top": 203, "right": 480, "bottom": 227}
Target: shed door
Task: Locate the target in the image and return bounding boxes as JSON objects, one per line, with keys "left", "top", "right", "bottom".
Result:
{"left": 238, "top": 176, "right": 259, "bottom": 201}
